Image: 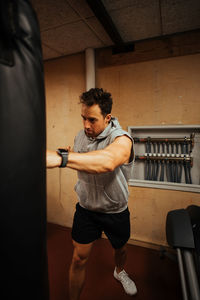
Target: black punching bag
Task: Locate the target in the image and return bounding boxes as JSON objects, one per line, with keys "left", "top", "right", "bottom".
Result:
{"left": 0, "top": 0, "right": 48, "bottom": 299}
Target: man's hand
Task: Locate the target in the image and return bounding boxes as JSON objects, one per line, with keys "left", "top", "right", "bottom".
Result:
{"left": 46, "top": 146, "right": 73, "bottom": 168}
{"left": 46, "top": 150, "right": 62, "bottom": 168}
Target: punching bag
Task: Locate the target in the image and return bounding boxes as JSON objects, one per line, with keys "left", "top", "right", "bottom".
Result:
{"left": 0, "top": 0, "right": 49, "bottom": 299}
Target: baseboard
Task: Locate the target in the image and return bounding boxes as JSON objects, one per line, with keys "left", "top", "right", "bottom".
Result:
{"left": 101, "top": 232, "right": 171, "bottom": 251}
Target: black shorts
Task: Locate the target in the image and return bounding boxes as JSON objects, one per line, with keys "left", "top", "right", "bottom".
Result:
{"left": 71, "top": 203, "right": 130, "bottom": 249}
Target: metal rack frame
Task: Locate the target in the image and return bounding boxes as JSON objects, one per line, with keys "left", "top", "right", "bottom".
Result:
{"left": 128, "top": 125, "right": 200, "bottom": 193}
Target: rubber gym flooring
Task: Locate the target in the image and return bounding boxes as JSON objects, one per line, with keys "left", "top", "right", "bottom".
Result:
{"left": 47, "top": 223, "right": 182, "bottom": 300}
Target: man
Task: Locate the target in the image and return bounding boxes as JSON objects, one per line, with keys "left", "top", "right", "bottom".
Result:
{"left": 47, "top": 88, "right": 137, "bottom": 299}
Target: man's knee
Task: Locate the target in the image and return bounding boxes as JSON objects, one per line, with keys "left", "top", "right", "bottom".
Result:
{"left": 71, "top": 252, "right": 87, "bottom": 270}
{"left": 71, "top": 241, "right": 93, "bottom": 270}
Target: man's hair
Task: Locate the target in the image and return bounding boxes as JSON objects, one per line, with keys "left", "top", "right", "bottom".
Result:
{"left": 80, "top": 88, "right": 113, "bottom": 117}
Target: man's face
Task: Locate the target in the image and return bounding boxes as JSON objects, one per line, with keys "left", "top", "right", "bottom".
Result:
{"left": 81, "top": 104, "right": 111, "bottom": 138}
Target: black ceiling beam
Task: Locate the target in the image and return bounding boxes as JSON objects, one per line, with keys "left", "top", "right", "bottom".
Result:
{"left": 86, "top": 0, "right": 134, "bottom": 54}
{"left": 86, "top": 0, "right": 123, "bottom": 45}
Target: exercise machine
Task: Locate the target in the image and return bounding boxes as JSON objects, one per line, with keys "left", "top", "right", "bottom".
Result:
{"left": 166, "top": 205, "right": 200, "bottom": 300}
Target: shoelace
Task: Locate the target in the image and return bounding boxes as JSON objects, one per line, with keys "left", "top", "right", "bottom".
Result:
{"left": 119, "top": 271, "right": 131, "bottom": 284}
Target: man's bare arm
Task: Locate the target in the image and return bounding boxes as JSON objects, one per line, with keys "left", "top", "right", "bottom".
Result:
{"left": 46, "top": 150, "right": 62, "bottom": 168}
{"left": 46, "top": 135, "right": 132, "bottom": 173}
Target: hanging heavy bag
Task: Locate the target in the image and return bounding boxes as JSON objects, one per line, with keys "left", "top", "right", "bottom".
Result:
{"left": 0, "top": 0, "right": 48, "bottom": 299}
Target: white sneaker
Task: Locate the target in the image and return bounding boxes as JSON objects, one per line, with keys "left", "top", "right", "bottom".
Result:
{"left": 114, "top": 267, "right": 137, "bottom": 296}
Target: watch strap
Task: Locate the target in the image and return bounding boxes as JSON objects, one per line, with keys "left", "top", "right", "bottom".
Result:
{"left": 57, "top": 149, "right": 69, "bottom": 168}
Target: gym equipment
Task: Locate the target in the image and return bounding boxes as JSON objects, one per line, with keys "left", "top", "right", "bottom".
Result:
{"left": 166, "top": 205, "right": 200, "bottom": 300}
{"left": 134, "top": 135, "right": 194, "bottom": 184}
{"left": 128, "top": 125, "right": 200, "bottom": 193}
{"left": 0, "top": 0, "right": 48, "bottom": 299}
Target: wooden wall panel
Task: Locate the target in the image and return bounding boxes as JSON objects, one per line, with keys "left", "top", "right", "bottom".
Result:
{"left": 97, "top": 54, "right": 200, "bottom": 129}
{"left": 128, "top": 187, "right": 200, "bottom": 246}
{"left": 96, "top": 30, "right": 200, "bottom": 68}
{"left": 45, "top": 53, "right": 85, "bottom": 227}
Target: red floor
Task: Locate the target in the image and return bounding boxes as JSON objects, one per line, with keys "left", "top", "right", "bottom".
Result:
{"left": 47, "top": 223, "right": 182, "bottom": 300}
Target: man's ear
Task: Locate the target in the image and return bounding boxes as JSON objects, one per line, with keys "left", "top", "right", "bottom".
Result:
{"left": 105, "top": 114, "right": 111, "bottom": 123}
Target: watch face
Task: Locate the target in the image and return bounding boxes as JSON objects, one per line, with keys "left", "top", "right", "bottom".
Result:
{"left": 58, "top": 148, "right": 68, "bottom": 153}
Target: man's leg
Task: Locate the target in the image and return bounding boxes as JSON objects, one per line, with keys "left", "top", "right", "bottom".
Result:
{"left": 69, "top": 240, "right": 93, "bottom": 300}
{"left": 113, "top": 244, "right": 137, "bottom": 295}
{"left": 114, "top": 244, "right": 127, "bottom": 273}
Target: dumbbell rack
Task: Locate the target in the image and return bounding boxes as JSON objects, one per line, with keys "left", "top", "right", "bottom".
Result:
{"left": 128, "top": 125, "right": 200, "bottom": 193}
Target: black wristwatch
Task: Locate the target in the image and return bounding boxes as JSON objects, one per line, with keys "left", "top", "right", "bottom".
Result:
{"left": 57, "top": 148, "right": 69, "bottom": 168}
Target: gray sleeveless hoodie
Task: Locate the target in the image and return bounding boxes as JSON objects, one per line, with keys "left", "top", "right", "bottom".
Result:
{"left": 73, "top": 117, "right": 134, "bottom": 213}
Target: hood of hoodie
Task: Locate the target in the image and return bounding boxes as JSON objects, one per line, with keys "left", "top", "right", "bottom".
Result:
{"left": 94, "top": 117, "right": 121, "bottom": 140}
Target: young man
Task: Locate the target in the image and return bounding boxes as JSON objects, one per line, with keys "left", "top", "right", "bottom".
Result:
{"left": 47, "top": 88, "right": 137, "bottom": 299}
